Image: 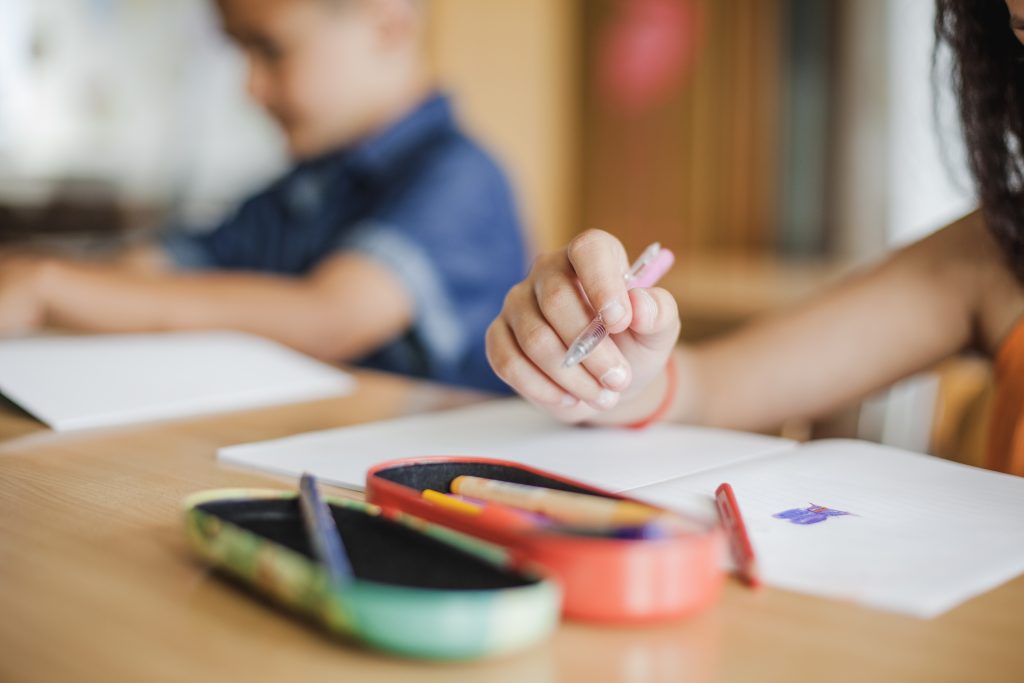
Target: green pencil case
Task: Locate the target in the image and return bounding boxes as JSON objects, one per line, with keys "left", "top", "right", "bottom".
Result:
{"left": 183, "top": 489, "right": 561, "bottom": 660}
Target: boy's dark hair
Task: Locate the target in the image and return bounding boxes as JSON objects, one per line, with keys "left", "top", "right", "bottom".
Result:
{"left": 936, "top": 0, "right": 1024, "bottom": 282}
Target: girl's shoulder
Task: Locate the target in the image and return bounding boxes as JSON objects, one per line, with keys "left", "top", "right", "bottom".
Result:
{"left": 947, "top": 211, "right": 1024, "bottom": 356}
{"left": 890, "top": 211, "right": 1024, "bottom": 358}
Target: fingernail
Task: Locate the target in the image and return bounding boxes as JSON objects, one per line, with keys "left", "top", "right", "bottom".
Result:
{"left": 600, "top": 365, "right": 628, "bottom": 390}
{"left": 560, "top": 394, "right": 578, "bottom": 408}
{"left": 635, "top": 288, "right": 657, "bottom": 319}
{"left": 596, "top": 389, "right": 620, "bottom": 409}
{"left": 600, "top": 300, "right": 627, "bottom": 326}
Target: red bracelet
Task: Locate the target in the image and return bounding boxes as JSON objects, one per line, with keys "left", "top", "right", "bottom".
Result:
{"left": 623, "top": 355, "right": 678, "bottom": 430}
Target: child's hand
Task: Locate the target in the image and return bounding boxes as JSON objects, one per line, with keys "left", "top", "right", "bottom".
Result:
{"left": 0, "top": 255, "right": 49, "bottom": 336}
{"left": 486, "top": 230, "right": 681, "bottom": 424}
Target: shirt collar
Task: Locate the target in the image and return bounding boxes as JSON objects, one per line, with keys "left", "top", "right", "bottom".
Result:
{"left": 345, "top": 92, "right": 456, "bottom": 182}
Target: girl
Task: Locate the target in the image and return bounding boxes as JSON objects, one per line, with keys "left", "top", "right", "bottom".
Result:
{"left": 485, "top": 0, "right": 1024, "bottom": 475}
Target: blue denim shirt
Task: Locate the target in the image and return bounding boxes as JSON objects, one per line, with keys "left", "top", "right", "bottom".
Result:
{"left": 162, "top": 93, "right": 527, "bottom": 393}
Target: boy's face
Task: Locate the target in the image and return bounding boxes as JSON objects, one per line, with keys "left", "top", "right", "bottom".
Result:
{"left": 216, "top": 0, "right": 399, "bottom": 159}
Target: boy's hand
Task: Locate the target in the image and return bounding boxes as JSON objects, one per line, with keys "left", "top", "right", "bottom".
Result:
{"left": 0, "top": 255, "right": 50, "bottom": 336}
{"left": 486, "top": 230, "right": 681, "bottom": 424}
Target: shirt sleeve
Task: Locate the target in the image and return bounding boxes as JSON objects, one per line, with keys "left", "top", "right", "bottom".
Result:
{"left": 159, "top": 229, "right": 218, "bottom": 271}
{"left": 336, "top": 140, "right": 528, "bottom": 391}
{"left": 158, "top": 187, "right": 290, "bottom": 272}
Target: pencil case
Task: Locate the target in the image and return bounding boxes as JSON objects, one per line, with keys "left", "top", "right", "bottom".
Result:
{"left": 182, "top": 488, "right": 561, "bottom": 660}
{"left": 365, "top": 457, "right": 725, "bottom": 623}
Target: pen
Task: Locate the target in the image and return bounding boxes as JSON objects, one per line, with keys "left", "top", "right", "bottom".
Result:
{"left": 714, "top": 482, "right": 761, "bottom": 588}
{"left": 562, "top": 242, "right": 676, "bottom": 368}
{"left": 298, "top": 472, "right": 355, "bottom": 585}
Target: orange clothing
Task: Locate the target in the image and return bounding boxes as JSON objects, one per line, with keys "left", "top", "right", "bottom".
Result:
{"left": 989, "top": 317, "right": 1024, "bottom": 475}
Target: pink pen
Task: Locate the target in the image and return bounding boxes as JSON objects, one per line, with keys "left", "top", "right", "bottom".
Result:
{"left": 562, "top": 242, "right": 675, "bottom": 368}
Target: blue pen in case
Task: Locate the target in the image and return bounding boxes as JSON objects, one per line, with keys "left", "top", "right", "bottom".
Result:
{"left": 182, "top": 488, "right": 560, "bottom": 660}
{"left": 298, "top": 473, "right": 355, "bottom": 584}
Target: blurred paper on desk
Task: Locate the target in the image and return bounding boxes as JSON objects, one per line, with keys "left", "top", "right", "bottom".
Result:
{"left": 0, "top": 331, "right": 354, "bottom": 431}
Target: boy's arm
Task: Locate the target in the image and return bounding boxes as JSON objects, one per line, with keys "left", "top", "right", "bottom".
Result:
{"left": 3, "top": 252, "right": 413, "bottom": 360}
{"left": 113, "top": 243, "right": 175, "bottom": 273}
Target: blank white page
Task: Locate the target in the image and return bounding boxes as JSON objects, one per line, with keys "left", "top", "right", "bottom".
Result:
{"left": 0, "top": 331, "right": 355, "bottom": 431}
{"left": 627, "top": 439, "right": 1024, "bottom": 618}
{"left": 218, "top": 399, "right": 794, "bottom": 492}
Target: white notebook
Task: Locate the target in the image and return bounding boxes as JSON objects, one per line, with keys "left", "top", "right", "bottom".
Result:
{"left": 218, "top": 399, "right": 1024, "bottom": 618}
{"left": 0, "top": 331, "right": 355, "bottom": 431}
{"left": 218, "top": 399, "right": 795, "bottom": 491}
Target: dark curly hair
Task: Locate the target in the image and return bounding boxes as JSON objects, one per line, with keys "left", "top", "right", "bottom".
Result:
{"left": 936, "top": 0, "right": 1024, "bottom": 281}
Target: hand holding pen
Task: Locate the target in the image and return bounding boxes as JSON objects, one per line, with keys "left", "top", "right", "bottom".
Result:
{"left": 562, "top": 242, "right": 675, "bottom": 368}
{"left": 485, "top": 230, "right": 681, "bottom": 424}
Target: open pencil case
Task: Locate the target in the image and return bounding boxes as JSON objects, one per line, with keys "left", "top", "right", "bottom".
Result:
{"left": 182, "top": 488, "right": 561, "bottom": 660}
{"left": 366, "top": 457, "right": 725, "bottom": 623}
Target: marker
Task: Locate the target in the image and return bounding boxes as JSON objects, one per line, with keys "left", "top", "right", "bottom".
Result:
{"left": 562, "top": 242, "right": 676, "bottom": 368}
{"left": 715, "top": 483, "right": 761, "bottom": 588}
{"left": 298, "top": 472, "right": 354, "bottom": 585}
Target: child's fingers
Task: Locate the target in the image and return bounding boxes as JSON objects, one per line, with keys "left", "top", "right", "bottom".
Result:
{"left": 528, "top": 394, "right": 601, "bottom": 425}
{"left": 566, "top": 230, "right": 632, "bottom": 335}
{"left": 485, "top": 318, "right": 577, "bottom": 408}
{"left": 627, "top": 287, "right": 681, "bottom": 350}
{"left": 532, "top": 265, "right": 633, "bottom": 392}
{"left": 501, "top": 283, "right": 623, "bottom": 410}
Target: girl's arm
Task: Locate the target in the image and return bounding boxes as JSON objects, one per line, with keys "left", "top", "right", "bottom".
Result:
{"left": 662, "top": 213, "right": 989, "bottom": 431}
{"left": 488, "top": 212, "right": 1012, "bottom": 431}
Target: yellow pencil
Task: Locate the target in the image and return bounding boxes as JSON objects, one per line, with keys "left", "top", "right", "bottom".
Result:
{"left": 422, "top": 488, "right": 483, "bottom": 515}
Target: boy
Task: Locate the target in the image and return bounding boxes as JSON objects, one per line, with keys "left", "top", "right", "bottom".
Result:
{"left": 0, "top": 0, "right": 526, "bottom": 393}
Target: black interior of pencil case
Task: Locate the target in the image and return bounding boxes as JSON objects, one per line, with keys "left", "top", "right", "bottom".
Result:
{"left": 373, "top": 461, "right": 618, "bottom": 498}
{"left": 196, "top": 498, "right": 536, "bottom": 590}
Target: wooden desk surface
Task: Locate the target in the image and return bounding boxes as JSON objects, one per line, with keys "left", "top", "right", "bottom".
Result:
{"left": 1, "top": 369, "right": 1021, "bottom": 683}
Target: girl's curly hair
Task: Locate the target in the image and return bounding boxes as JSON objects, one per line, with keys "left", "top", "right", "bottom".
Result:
{"left": 936, "top": 0, "right": 1024, "bottom": 281}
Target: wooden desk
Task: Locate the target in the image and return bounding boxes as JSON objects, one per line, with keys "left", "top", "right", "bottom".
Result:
{"left": 1, "top": 369, "right": 1021, "bottom": 683}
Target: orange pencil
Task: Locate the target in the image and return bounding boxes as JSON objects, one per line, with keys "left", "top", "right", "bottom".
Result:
{"left": 715, "top": 483, "right": 761, "bottom": 588}
{"left": 450, "top": 475, "right": 663, "bottom": 528}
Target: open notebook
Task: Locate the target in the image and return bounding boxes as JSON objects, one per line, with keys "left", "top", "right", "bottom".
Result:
{"left": 0, "top": 331, "right": 355, "bottom": 431}
{"left": 219, "top": 399, "right": 1024, "bottom": 618}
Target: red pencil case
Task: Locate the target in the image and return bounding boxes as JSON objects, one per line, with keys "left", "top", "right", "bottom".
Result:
{"left": 365, "top": 456, "right": 725, "bottom": 623}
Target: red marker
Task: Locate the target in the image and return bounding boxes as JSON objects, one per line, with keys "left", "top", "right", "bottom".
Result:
{"left": 715, "top": 483, "right": 761, "bottom": 588}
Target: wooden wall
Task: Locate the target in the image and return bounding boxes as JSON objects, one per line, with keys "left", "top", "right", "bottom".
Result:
{"left": 428, "top": 0, "right": 812, "bottom": 263}
{"left": 579, "top": 0, "right": 785, "bottom": 259}
{"left": 426, "top": 0, "right": 581, "bottom": 251}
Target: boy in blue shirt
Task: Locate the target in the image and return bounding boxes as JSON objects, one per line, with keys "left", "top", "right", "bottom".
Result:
{"left": 0, "top": 0, "right": 526, "bottom": 393}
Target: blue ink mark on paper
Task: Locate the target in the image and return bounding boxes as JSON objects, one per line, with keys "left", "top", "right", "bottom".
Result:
{"left": 773, "top": 503, "right": 851, "bottom": 525}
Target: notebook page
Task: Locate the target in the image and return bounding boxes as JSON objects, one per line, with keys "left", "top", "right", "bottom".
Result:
{"left": 626, "top": 439, "right": 1024, "bottom": 617}
{"left": 0, "top": 331, "right": 355, "bottom": 431}
{"left": 219, "top": 399, "right": 794, "bottom": 492}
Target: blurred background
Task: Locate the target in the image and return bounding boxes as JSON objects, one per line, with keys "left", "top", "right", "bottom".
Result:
{"left": 0, "top": 0, "right": 992, "bottom": 461}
